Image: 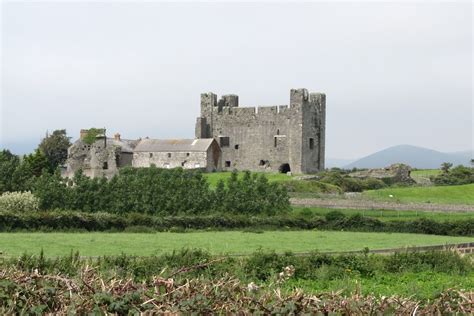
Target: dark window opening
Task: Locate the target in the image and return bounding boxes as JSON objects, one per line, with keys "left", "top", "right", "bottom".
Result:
{"left": 219, "top": 136, "right": 230, "bottom": 147}
{"left": 234, "top": 144, "right": 239, "bottom": 150}
{"left": 167, "top": 153, "right": 171, "bottom": 158}
{"left": 186, "top": 153, "right": 190, "bottom": 156}
{"left": 115, "top": 154, "right": 120, "bottom": 167}
{"left": 309, "top": 138, "right": 314, "bottom": 150}
{"left": 279, "top": 163, "right": 291, "bottom": 173}
{"left": 102, "top": 162, "right": 108, "bottom": 170}
{"left": 225, "top": 161, "right": 231, "bottom": 167}
{"left": 259, "top": 160, "right": 267, "bottom": 166}
{"left": 149, "top": 153, "right": 153, "bottom": 158}
{"left": 277, "top": 129, "right": 280, "bottom": 135}
{"left": 181, "top": 161, "right": 186, "bottom": 167}
{"left": 274, "top": 137, "right": 278, "bottom": 147}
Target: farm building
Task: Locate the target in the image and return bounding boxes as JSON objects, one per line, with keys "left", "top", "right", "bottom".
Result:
{"left": 64, "top": 88, "right": 326, "bottom": 177}
{"left": 132, "top": 138, "right": 221, "bottom": 172}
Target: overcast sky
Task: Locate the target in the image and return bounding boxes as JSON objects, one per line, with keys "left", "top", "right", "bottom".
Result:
{"left": 1, "top": 1, "right": 472, "bottom": 159}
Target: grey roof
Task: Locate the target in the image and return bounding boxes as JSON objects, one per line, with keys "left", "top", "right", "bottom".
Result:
{"left": 134, "top": 138, "right": 216, "bottom": 153}
{"left": 107, "top": 138, "right": 139, "bottom": 153}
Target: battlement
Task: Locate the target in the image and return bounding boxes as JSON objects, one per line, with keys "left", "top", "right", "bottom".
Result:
{"left": 201, "top": 89, "right": 324, "bottom": 116}
{"left": 196, "top": 88, "right": 326, "bottom": 174}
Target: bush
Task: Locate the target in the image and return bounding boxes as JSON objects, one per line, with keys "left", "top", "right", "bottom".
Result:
{"left": 431, "top": 165, "right": 474, "bottom": 185}
{"left": 29, "top": 168, "right": 290, "bottom": 216}
{"left": 0, "top": 191, "right": 39, "bottom": 212}
{"left": 324, "top": 211, "right": 345, "bottom": 221}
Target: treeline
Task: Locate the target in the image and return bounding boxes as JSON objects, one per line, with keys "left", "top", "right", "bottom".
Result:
{"left": 32, "top": 167, "right": 290, "bottom": 215}
{"left": 0, "top": 130, "right": 71, "bottom": 194}
{"left": 431, "top": 164, "right": 474, "bottom": 186}
{"left": 0, "top": 209, "right": 472, "bottom": 236}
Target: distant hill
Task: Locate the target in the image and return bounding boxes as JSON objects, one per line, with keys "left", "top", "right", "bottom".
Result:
{"left": 325, "top": 158, "right": 355, "bottom": 169}
{"left": 344, "top": 145, "right": 472, "bottom": 169}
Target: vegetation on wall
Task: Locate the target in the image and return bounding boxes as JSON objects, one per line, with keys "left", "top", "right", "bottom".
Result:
{"left": 82, "top": 128, "right": 105, "bottom": 145}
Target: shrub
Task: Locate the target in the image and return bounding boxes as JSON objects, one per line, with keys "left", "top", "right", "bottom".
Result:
{"left": 431, "top": 165, "right": 474, "bottom": 185}
{"left": 324, "top": 211, "right": 345, "bottom": 222}
{"left": 0, "top": 191, "right": 39, "bottom": 212}
{"left": 29, "top": 168, "right": 290, "bottom": 216}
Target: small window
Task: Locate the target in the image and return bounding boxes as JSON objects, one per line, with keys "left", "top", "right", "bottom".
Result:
{"left": 309, "top": 138, "right": 314, "bottom": 150}
{"left": 225, "top": 161, "right": 231, "bottom": 167}
{"left": 149, "top": 153, "right": 153, "bottom": 158}
{"left": 186, "top": 153, "right": 190, "bottom": 157}
{"left": 167, "top": 153, "right": 171, "bottom": 158}
{"left": 259, "top": 160, "right": 266, "bottom": 166}
{"left": 181, "top": 161, "right": 186, "bottom": 167}
{"left": 219, "top": 136, "right": 230, "bottom": 147}
{"left": 234, "top": 144, "right": 239, "bottom": 150}
{"left": 277, "top": 129, "right": 280, "bottom": 135}
{"left": 274, "top": 137, "right": 277, "bottom": 148}
{"left": 102, "top": 162, "right": 108, "bottom": 170}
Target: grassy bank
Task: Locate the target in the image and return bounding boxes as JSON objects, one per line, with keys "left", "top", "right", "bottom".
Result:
{"left": 0, "top": 231, "right": 472, "bottom": 257}
{"left": 203, "top": 171, "right": 294, "bottom": 188}
{"left": 362, "top": 183, "right": 474, "bottom": 204}
{"left": 292, "top": 207, "right": 474, "bottom": 222}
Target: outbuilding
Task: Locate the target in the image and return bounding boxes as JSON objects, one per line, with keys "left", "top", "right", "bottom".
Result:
{"left": 132, "top": 138, "right": 221, "bottom": 172}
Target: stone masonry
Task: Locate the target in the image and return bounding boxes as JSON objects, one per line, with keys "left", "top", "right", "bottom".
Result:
{"left": 195, "top": 88, "right": 326, "bottom": 174}
{"left": 65, "top": 88, "right": 326, "bottom": 178}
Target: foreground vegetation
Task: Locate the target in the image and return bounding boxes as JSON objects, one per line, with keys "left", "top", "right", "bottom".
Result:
{"left": 1, "top": 249, "right": 472, "bottom": 313}
{"left": 0, "top": 231, "right": 472, "bottom": 257}
{"left": 363, "top": 183, "right": 474, "bottom": 204}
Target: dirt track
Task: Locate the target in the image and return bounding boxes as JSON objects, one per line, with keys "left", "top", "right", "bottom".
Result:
{"left": 290, "top": 198, "right": 474, "bottom": 212}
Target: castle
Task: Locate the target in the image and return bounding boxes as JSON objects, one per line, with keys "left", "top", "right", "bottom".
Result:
{"left": 64, "top": 88, "right": 326, "bottom": 177}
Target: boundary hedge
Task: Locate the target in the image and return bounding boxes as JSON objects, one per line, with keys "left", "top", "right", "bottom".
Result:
{"left": 0, "top": 210, "right": 472, "bottom": 236}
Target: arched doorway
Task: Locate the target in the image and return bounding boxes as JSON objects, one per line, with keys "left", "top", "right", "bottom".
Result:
{"left": 279, "top": 163, "right": 291, "bottom": 173}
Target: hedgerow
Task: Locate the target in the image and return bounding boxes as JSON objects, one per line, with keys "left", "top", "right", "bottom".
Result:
{"left": 0, "top": 210, "right": 472, "bottom": 236}
{"left": 31, "top": 168, "right": 290, "bottom": 215}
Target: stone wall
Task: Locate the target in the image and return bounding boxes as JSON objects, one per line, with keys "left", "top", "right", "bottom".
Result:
{"left": 195, "top": 88, "right": 326, "bottom": 174}
{"left": 132, "top": 143, "right": 220, "bottom": 172}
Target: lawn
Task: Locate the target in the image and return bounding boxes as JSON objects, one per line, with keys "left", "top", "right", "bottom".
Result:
{"left": 362, "top": 183, "right": 474, "bottom": 205}
{"left": 204, "top": 171, "right": 294, "bottom": 188}
{"left": 0, "top": 231, "right": 471, "bottom": 257}
{"left": 292, "top": 206, "right": 474, "bottom": 222}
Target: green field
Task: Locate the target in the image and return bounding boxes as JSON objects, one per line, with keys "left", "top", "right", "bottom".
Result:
{"left": 203, "top": 171, "right": 294, "bottom": 188}
{"left": 411, "top": 169, "right": 441, "bottom": 177}
{"left": 362, "top": 183, "right": 474, "bottom": 204}
{"left": 0, "top": 231, "right": 471, "bottom": 257}
{"left": 292, "top": 206, "right": 474, "bottom": 221}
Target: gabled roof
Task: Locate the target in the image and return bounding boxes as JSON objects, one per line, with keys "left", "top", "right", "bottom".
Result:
{"left": 134, "top": 138, "right": 216, "bottom": 153}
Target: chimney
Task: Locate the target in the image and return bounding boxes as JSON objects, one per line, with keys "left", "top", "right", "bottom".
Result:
{"left": 114, "top": 133, "right": 121, "bottom": 141}
{"left": 80, "top": 129, "right": 88, "bottom": 140}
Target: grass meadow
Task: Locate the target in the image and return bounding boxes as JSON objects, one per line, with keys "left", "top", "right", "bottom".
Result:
{"left": 362, "top": 183, "right": 474, "bottom": 204}
{"left": 203, "top": 171, "right": 294, "bottom": 188}
{"left": 0, "top": 231, "right": 472, "bottom": 257}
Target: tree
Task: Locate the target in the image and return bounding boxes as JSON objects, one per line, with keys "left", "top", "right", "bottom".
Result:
{"left": 0, "top": 150, "right": 20, "bottom": 193}
{"left": 38, "top": 129, "right": 71, "bottom": 171}
{"left": 23, "top": 149, "right": 50, "bottom": 177}
{"left": 440, "top": 162, "right": 453, "bottom": 174}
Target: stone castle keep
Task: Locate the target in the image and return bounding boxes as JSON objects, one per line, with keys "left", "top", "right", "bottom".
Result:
{"left": 65, "top": 88, "right": 326, "bottom": 177}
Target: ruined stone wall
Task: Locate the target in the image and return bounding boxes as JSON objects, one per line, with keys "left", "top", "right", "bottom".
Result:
{"left": 65, "top": 138, "right": 133, "bottom": 179}
{"left": 196, "top": 89, "right": 326, "bottom": 174}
